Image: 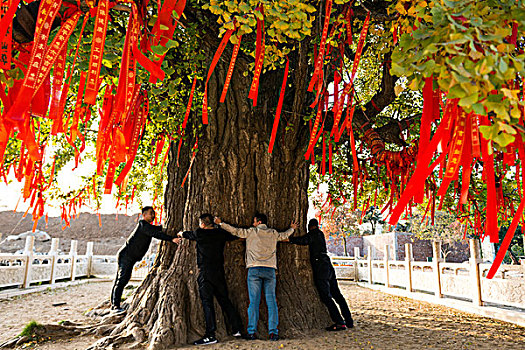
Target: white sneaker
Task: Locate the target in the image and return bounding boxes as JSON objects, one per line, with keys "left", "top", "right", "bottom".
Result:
{"left": 232, "top": 331, "right": 242, "bottom": 338}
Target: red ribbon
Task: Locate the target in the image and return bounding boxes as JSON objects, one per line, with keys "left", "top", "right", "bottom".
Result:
{"left": 268, "top": 57, "right": 289, "bottom": 154}
{"left": 308, "top": 0, "right": 332, "bottom": 92}
{"left": 333, "top": 12, "right": 370, "bottom": 125}
{"left": 486, "top": 195, "right": 525, "bottom": 279}
{"left": 49, "top": 47, "right": 67, "bottom": 122}
{"left": 480, "top": 114, "right": 498, "bottom": 243}
{"left": 0, "top": 0, "right": 15, "bottom": 70}
{"left": 248, "top": 5, "right": 265, "bottom": 106}
{"left": 437, "top": 110, "right": 467, "bottom": 196}
{"left": 85, "top": 0, "right": 109, "bottom": 104}
{"left": 220, "top": 34, "right": 242, "bottom": 103}
{"left": 202, "top": 28, "right": 234, "bottom": 124}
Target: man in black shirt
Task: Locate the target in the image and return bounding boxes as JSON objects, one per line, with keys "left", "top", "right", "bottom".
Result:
{"left": 177, "top": 213, "right": 242, "bottom": 346}
{"left": 289, "top": 218, "right": 353, "bottom": 331}
{"left": 111, "top": 206, "right": 177, "bottom": 312}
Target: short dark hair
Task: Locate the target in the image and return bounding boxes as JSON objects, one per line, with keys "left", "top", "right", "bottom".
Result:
{"left": 308, "top": 218, "right": 319, "bottom": 229}
{"left": 142, "top": 206, "right": 155, "bottom": 214}
{"left": 254, "top": 213, "right": 268, "bottom": 225}
{"left": 199, "top": 213, "right": 214, "bottom": 227}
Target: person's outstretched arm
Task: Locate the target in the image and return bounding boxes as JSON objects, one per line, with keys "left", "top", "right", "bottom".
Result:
{"left": 141, "top": 220, "right": 178, "bottom": 243}
{"left": 214, "top": 217, "right": 252, "bottom": 238}
{"left": 219, "top": 227, "right": 239, "bottom": 241}
{"left": 276, "top": 221, "right": 298, "bottom": 241}
{"left": 179, "top": 230, "right": 197, "bottom": 241}
{"left": 288, "top": 231, "right": 312, "bottom": 245}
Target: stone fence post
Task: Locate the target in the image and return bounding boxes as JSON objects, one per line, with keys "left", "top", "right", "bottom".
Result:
{"left": 49, "top": 238, "right": 59, "bottom": 284}
{"left": 469, "top": 238, "right": 483, "bottom": 306}
{"left": 384, "top": 244, "right": 391, "bottom": 288}
{"left": 405, "top": 243, "right": 413, "bottom": 292}
{"left": 22, "top": 236, "right": 35, "bottom": 288}
{"left": 353, "top": 247, "right": 360, "bottom": 282}
{"left": 432, "top": 241, "right": 443, "bottom": 298}
{"left": 367, "top": 246, "right": 373, "bottom": 285}
{"left": 86, "top": 242, "right": 94, "bottom": 278}
{"left": 70, "top": 240, "right": 78, "bottom": 281}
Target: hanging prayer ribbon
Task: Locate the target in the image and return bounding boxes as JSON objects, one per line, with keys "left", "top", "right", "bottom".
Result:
{"left": 0, "top": 0, "right": 15, "bottom": 70}
{"left": 202, "top": 28, "right": 234, "bottom": 124}
{"left": 84, "top": 0, "right": 109, "bottom": 105}
{"left": 308, "top": 0, "right": 332, "bottom": 92}
{"left": 220, "top": 34, "right": 242, "bottom": 103}
{"left": 486, "top": 195, "right": 525, "bottom": 279}
{"left": 268, "top": 57, "right": 289, "bottom": 154}
{"left": 248, "top": 5, "right": 265, "bottom": 106}
{"left": 333, "top": 12, "right": 370, "bottom": 126}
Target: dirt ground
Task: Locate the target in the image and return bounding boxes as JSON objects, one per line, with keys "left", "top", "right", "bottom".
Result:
{"left": 0, "top": 281, "right": 523, "bottom": 350}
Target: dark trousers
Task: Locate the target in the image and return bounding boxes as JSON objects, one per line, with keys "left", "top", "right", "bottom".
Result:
{"left": 111, "top": 254, "right": 136, "bottom": 308}
{"left": 313, "top": 262, "right": 353, "bottom": 325}
{"left": 198, "top": 268, "right": 242, "bottom": 337}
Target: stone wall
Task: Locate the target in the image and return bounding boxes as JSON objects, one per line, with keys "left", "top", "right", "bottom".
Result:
{"left": 326, "top": 235, "right": 363, "bottom": 256}
{"left": 396, "top": 233, "right": 433, "bottom": 261}
{"left": 327, "top": 231, "right": 469, "bottom": 262}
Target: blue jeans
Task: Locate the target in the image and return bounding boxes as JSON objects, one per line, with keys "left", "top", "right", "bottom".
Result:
{"left": 247, "top": 267, "right": 278, "bottom": 335}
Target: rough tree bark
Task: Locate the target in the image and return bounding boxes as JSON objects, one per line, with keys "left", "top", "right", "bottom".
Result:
{"left": 90, "top": 37, "right": 333, "bottom": 349}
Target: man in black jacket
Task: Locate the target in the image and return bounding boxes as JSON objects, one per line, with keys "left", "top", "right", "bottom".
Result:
{"left": 289, "top": 218, "right": 354, "bottom": 331}
{"left": 177, "top": 213, "right": 243, "bottom": 346}
{"left": 111, "top": 206, "right": 178, "bottom": 312}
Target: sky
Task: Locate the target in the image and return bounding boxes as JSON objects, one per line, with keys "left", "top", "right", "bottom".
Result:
{"left": 0, "top": 149, "right": 143, "bottom": 217}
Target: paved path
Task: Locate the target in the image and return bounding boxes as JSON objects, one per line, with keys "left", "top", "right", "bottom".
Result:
{"left": 0, "top": 281, "right": 523, "bottom": 349}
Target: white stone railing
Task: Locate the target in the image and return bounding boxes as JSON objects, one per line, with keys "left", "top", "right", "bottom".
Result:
{"left": 332, "top": 240, "right": 525, "bottom": 310}
{"left": 3, "top": 236, "right": 523, "bottom": 311}
{"left": 0, "top": 237, "right": 152, "bottom": 289}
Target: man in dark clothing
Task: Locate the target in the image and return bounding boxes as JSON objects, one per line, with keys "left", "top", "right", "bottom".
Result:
{"left": 111, "top": 206, "right": 178, "bottom": 312}
{"left": 177, "top": 213, "right": 243, "bottom": 346}
{"left": 289, "top": 218, "right": 354, "bottom": 331}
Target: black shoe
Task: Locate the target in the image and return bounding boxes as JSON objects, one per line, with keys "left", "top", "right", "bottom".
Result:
{"left": 193, "top": 336, "right": 218, "bottom": 345}
{"left": 232, "top": 331, "right": 242, "bottom": 338}
{"left": 110, "top": 305, "right": 125, "bottom": 313}
{"left": 326, "top": 323, "right": 347, "bottom": 331}
{"left": 243, "top": 333, "right": 257, "bottom": 340}
{"left": 346, "top": 318, "right": 354, "bottom": 328}
{"left": 269, "top": 333, "right": 279, "bottom": 341}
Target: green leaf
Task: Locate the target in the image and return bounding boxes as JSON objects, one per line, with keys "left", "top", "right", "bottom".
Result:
{"left": 498, "top": 59, "right": 508, "bottom": 73}
{"left": 479, "top": 124, "right": 500, "bottom": 140}
{"left": 471, "top": 103, "right": 485, "bottom": 115}
{"left": 458, "top": 93, "right": 479, "bottom": 107}
{"left": 165, "top": 39, "right": 178, "bottom": 48}
{"left": 448, "top": 84, "right": 467, "bottom": 98}
{"left": 151, "top": 45, "right": 169, "bottom": 55}
{"left": 493, "top": 133, "right": 515, "bottom": 147}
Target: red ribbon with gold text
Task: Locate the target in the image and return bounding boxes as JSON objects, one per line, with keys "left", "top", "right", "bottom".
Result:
{"left": 84, "top": 0, "right": 109, "bottom": 105}
{"left": 268, "top": 57, "right": 289, "bottom": 154}
{"left": 307, "top": 0, "right": 332, "bottom": 92}
{"left": 248, "top": 5, "right": 265, "bottom": 107}
{"left": 220, "top": 33, "right": 242, "bottom": 103}
{"left": 0, "top": 0, "right": 15, "bottom": 70}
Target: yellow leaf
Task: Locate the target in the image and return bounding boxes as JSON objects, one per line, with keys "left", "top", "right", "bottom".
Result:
{"left": 394, "top": 84, "right": 404, "bottom": 96}
{"left": 395, "top": 1, "right": 407, "bottom": 15}
{"left": 501, "top": 88, "right": 519, "bottom": 100}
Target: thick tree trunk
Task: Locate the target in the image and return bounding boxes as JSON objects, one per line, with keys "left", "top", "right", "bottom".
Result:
{"left": 103, "top": 43, "right": 331, "bottom": 349}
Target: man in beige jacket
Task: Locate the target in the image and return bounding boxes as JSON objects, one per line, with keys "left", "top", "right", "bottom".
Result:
{"left": 214, "top": 214, "right": 298, "bottom": 341}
